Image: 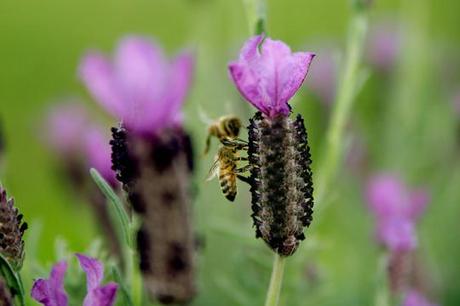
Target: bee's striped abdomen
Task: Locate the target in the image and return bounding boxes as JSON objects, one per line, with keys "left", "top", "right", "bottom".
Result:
{"left": 219, "top": 164, "right": 237, "bottom": 202}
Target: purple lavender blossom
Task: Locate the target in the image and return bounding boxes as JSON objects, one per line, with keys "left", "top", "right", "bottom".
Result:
{"left": 31, "top": 261, "right": 68, "bottom": 306}
{"left": 79, "top": 36, "right": 194, "bottom": 135}
{"left": 228, "top": 35, "right": 315, "bottom": 118}
{"left": 46, "top": 103, "right": 90, "bottom": 155}
{"left": 403, "top": 290, "right": 438, "bottom": 306}
{"left": 366, "top": 21, "right": 402, "bottom": 73}
{"left": 46, "top": 102, "right": 116, "bottom": 185}
{"left": 31, "top": 255, "right": 118, "bottom": 306}
{"left": 366, "top": 174, "right": 430, "bottom": 252}
{"left": 84, "top": 127, "right": 117, "bottom": 186}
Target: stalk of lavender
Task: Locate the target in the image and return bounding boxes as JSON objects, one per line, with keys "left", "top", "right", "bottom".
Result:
{"left": 80, "top": 36, "right": 196, "bottom": 304}
{"left": 45, "top": 103, "right": 123, "bottom": 260}
{"left": 366, "top": 174, "right": 434, "bottom": 303}
{"left": 242, "top": 0, "right": 266, "bottom": 35}
{"left": 228, "top": 35, "right": 315, "bottom": 306}
{"left": 315, "top": 1, "right": 370, "bottom": 207}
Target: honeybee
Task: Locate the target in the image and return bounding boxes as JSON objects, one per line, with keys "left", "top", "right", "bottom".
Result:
{"left": 206, "top": 141, "right": 251, "bottom": 202}
{"left": 203, "top": 115, "right": 243, "bottom": 155}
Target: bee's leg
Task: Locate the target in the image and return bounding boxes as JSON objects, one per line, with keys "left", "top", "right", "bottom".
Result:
{"left": 236, "top": 137, "right": 249, "bottom": 144}
{"left": 235, "top": 164, "right": 252, "bottom": 173}
{"left": 234, "top": 156, "right": 248, "bottom": 161}
{"left": 221, "top": 138, "right": 248, "bottom": 150}
{"left": 237, "top": 174, "right": 251, "bottom": 185}
{"left": 203, "top": 134, "right": 212, "bottom": 155}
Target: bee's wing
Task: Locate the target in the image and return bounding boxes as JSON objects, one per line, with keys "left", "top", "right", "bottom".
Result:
{"left": 205, "top": 156, "right": 220, "bottom": 182}
{"left": 197, "top": 104, "right": 213, "bottom": 125}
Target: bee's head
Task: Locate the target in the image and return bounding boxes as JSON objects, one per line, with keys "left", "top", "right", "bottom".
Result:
{"left": 226, "top": 117, "right": 242, "bottom": 137}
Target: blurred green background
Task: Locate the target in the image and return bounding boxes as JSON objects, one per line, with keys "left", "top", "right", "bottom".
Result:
{"left": 1, "top": 0, "right": 460, "bottom": 305}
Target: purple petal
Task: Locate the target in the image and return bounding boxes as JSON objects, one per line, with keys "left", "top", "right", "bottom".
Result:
{"left": 83, "top": 283, "right": 118, "bottom": 306}
{"left": 366, "top": 174, "right": 407, "bottom": 218}
{"left": 366, "top": 21, "right": 402, "bottom": 72}
{"left": 408, "top": 189, "right": 430, "bottom": 220}
{"left": 114, "top": 36, "right": 167, "bottom": 130}
{"left": 84, "top": 128, "right": 117, "bottom": 186}
{"left": 76, "top": 254, "right": 104, "bottom": 291}
{"left": 228, "top": 36, "right": 315, "bottom": 118}
{"left": 161, "top": 52, "right": 194, "bottom": 126}
{"left": 31, "top": 261, "right": 68, "bottom": 306}
{"left": 403, "top": 290, "right": 438, "bottom": 306}
{"left": 376, "top": 217, "right": 417, "bottom": 252}
{"left": 79, "top": 52, "right": 125, "bottom": 119}
{"left": 46, "top": 103, "right": 89, "bottom": 154}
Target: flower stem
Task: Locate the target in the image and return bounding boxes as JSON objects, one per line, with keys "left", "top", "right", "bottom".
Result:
{"left": 242, "top": 0, "right": 267, "bottom": 35}
{"left": 264, "top": 254, "right": 286, "bottom": 306}
{"left": 315, "top": 6, "right": 369, "bottom": 207}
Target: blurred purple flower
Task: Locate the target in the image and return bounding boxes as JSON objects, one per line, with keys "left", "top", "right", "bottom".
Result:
{"left": 304, "top": 47, "right": 337, "bottom": 105}
{"left": 46, "top": 103, "right": 89, "bottom": 154}
{"left": 31, "top": 261, "right": 68, "bottom": 306}
{"left": 84, "top": 128, "right": 117, "bottom": 186}
{"left": 228, "top": 35, "right": 315, "bottom": 118}
{"left": 76, "top": 254, "right": 118, "bottom": 306}
{"left": 31, "top": 255, "right": 118, "bottom": 306}
{"left": 403, "top": 290, "right": 438, "bottom": 306}
{"left": 366, "top": 21, "right": 402, "bottom": 73}
{"left": 79, "top": 36, "right": 194, "bottom": 135}
{"left": 46, "top": 103, "right": 116, "bottom": 184}
{"left": 366, "top": 174, "right": 430, "bottom": 251}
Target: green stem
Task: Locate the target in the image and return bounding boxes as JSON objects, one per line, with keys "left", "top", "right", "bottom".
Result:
{"left": 242, "top": 0, "right": 266, "bottom": 35}
{"left": 264, "top": 254, "right": 286, "bottom": 306}
{"left": 315, "top": 7, "right": 368, "bottom": 207}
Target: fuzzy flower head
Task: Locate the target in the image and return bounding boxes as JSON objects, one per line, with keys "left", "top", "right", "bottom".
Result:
{"left": 403, "top": 290, "right": 438, "bottom": 306}
{"left": 366, "top": 174, "right": 430, "bottom": 252}
{"left": 46, "top": 103, "right": 116, "bottom": 185}
{"left": 228, "top": 35, "right": 315, "bottom": 118}
{"left": 79, "top": 36, "right": 194, "bottom": 135}
{"left": 31, "top": 254, "right": 118, "bottom": 306}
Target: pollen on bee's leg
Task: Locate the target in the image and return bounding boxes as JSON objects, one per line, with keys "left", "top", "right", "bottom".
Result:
{"left": 248, "top": 112, "right": 314, "bottom": 256}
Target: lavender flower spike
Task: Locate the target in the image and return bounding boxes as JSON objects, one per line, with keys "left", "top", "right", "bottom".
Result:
{"left": 229, "top": 36, "right": 315, "bottom": 256}
{"left": 79, "top": 36, "right": 194, "bottom": 135}
{"left": 31, "top": 261, "right": 68, "bottom": 306}
{"left": 403, "top": 290, "right": 438, "bottom": 306}
{"left": 229, "top": 35, "right": 315, "bottom": 118}
{"left": 31, "top": 255, "right": 118, "bottom": 306}
{"left": 76, "top": 254, "right": 118, "bottom": 306}
{"left": 366, "top": 174, "right": 430, "bottom": 252}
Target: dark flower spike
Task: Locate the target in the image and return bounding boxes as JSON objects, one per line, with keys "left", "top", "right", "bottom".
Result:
{"left": 0, "top": 187, "right": 27, "bottom": 270}
{"left": 0, "top": 277, "right": 12, "bottom": 306}
{"left": 81, "top": 36, "right": 197, "bottom": 303}
{"left": 229, "top": 36, "right": 315, "bottom": 256}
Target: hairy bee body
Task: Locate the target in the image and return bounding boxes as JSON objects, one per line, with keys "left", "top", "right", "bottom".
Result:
{"left": 207, "top": 143, "right": 249, "bottom": 202}
{"left": 204, "top": 115, "right": 242, "bottom": 155}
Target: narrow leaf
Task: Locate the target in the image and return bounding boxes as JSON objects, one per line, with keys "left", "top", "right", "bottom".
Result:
{"left": 90, "top": 168, "right": 132, "bottom": 248}
{"left": 0, "top": 253, "right": 25, "bottom": 306}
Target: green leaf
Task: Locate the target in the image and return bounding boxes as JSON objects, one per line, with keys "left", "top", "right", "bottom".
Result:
{"left": 0, "top": 253, "right": 25, "bottom": 306}
{"left": 111, "top": 265, "right": 134, "bottom": 306}
{"left": 90, "top": 168, "right": 133, "bottom": 248}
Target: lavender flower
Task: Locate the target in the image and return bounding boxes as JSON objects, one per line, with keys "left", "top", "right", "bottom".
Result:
{"left": 31, "top": 254, "right": 118, "bottom": 306}
{"left": 80, "top": 36, "right": 196, "bottom": 303}
{"left": 229, "top": 35, "right": 315, "bottom": 256}
{"left": 403, "top": 290, "right": 438, "bottom": 306}
{"left": 0, "top": 277, "right": 12, "bottom": 305}
{"left": 366, "top": 174, "right": 429, "bottom": 252}
{"left": 79, "top": 36, "right": 193, "bottom": 135}
{"left": 229, "top": 35, "right": 315, "bottom": 118}
{"left": 0, "top": 186, "right": 27, "bottom": 270}
{"left": 46, "top": 103, "right": 116, "bottom": 186}
{"left": 366, "top": 21, "right": 402, "bottom": 73}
